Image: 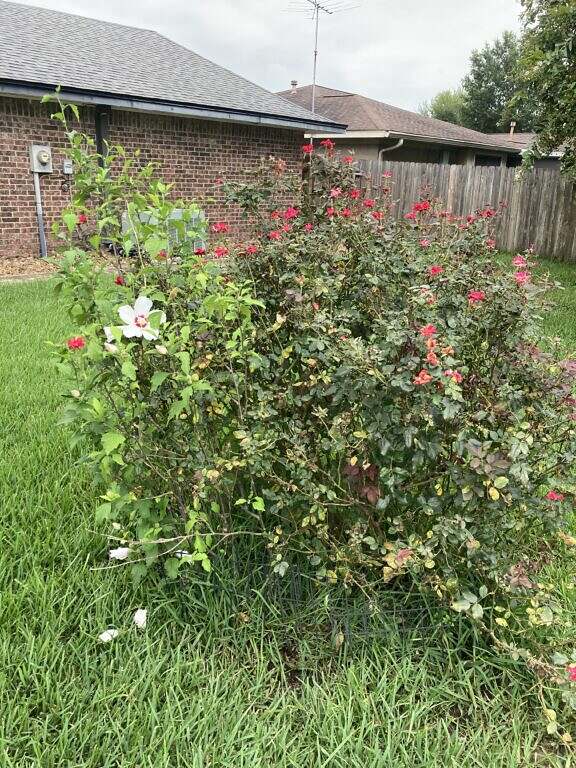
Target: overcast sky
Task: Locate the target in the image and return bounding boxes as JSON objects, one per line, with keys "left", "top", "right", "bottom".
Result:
{"left": 11, "top": 0, "right": 524, "bottom": 110}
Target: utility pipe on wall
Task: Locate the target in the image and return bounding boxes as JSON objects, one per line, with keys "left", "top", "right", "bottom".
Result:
{"left": 32, "top": 171, "right": 48, "bottom": 259}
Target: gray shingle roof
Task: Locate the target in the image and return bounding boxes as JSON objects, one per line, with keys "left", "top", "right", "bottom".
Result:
{"left": 0, "top": 0, "right": 342, "bottom": 131}
{"left": 278, "top": 85, "right": 522, "bottom": 152}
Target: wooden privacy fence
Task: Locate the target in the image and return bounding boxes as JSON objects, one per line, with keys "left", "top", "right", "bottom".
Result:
{"left": 357, "top": 160, "right": 576, "bottom": 261}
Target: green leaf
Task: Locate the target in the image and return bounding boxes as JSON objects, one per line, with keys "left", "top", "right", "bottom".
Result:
{"left": 121, "top": 360, "right": 137, "bottom": 381}
{"left": 101, "top": 432, "right": 125, "bottom": 455}
{"left": 164, "top": 558, "right": 180, "bottom": 580}
{"left": 494, "top": 476, "right": 509, "bottom": 489}
{"left": 471, "top": 603, "right": 484, "bottom": 620}
{"left": 252, "top": 496, "right": 265, "bottom": 511}
{"left": 62, "top": 212, "right": 77, "bottom": 233}
{"left": 95, "top": 502, "right": 112, "bottom": 522}
{"left": 150, "top": 371, "right": 170, "bottom": 392}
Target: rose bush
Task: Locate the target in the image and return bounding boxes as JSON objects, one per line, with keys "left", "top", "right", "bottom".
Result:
{"left": 50, "top": 99, "right": 576, "bottom": 738}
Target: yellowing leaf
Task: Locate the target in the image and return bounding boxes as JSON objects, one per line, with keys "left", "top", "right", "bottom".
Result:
{"left": 488, "top": 487, "right": 500, "bottom": 501}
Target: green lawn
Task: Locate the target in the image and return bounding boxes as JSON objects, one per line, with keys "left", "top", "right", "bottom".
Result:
{"left": 1, "top": 275, "right": 574, "bottom": 767}
{"left": 537, "top": 258, "right": 576, "bottom": 353}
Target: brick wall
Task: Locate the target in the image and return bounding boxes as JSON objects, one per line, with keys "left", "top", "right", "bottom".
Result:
{"left": 0, "top": 96, "right": 304, "bottom": 261}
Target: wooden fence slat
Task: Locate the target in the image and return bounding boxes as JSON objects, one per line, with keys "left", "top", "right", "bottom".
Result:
{"left": 360, "top": 160, "right": 576, "bottom": 261}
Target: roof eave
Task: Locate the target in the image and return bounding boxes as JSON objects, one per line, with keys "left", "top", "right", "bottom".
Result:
{"left": 387, "top": 131, "right": 521, "bottom": 154}
{"left": 0, "top": 81, "right": 346, "bottom": 134}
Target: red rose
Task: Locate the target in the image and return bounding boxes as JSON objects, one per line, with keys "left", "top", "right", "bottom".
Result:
{"left": 114, "top": 275, "right": 125, "bottom": 286}
{"left": 419, "top": 324, "right": 437, "bottom": 338}
{"left": 67, "top": 336, "right": 85, "bottom": 350}
{"left": 320, "top": 138, "right": 335, "bottom": 152}
{"left": 413, "top": 369, "right": 432, "bottom": 386}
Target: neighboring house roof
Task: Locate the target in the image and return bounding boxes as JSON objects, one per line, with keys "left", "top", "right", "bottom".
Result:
{"left": 278, "top": 85, "right": 521, "bottom": 152}
{"left": 0, "top": 1, "right": 344, "bottom": 133}
{"left": 490, "top": 133, "right": 564, "bottom": 158}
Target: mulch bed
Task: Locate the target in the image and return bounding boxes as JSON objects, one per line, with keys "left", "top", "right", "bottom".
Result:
{"left": 0, "top": 257, "right": 56, "bottom": 281}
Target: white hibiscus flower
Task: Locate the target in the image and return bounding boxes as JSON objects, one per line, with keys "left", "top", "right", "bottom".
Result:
{"left": 118, "top": 296, "right": 166, "bottom": 341}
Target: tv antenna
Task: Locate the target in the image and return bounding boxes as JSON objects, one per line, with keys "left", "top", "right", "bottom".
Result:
{"left": 286, "top": 0, "right": 360, "bottom": 114}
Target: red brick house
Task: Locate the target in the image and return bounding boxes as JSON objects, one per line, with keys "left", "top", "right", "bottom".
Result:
{"left": 0, "top": 1, "right": 343, "bottom": 262}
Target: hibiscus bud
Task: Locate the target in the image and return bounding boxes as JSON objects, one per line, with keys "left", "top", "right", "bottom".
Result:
{"left": 155, "top": 344, "right": 168, "bottom": 355}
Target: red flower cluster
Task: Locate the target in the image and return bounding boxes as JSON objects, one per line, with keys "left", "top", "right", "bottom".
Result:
{"left": 444, "top": 369, "right": 463, "bottom": 384}
{"left": 214, "top": 245, "right": 229, "bottom": 258}
{"left": 320, "top": 138, "right": 335, "bottom": 153}
{"left": 514, "top": 270, "right": 530, "bottom": 285}
{"left": 419, "top": 238, "right": 431, "bottom": 248}
{"left": 304, "top": 223, "right": 314, "bottom": 232}
{"left": 413, "top": 369, "right": 432, "bottom": 386}
{"left": 211, "top": 221, "right": 229, "bottom": 233}
{"left": 568, "top": 665, "right": 576, "bottom": 682}
{"left": 348, "top": 189, "right": 361, "bottom": 200}
{"left": 371, "top": 211, "right": 383, "bottom": 221}
{"left": 67, "top": 336, "right": 85, "bottom": 350}
{"left": 302, "top": 143, "right": 314, "bottom": 154}
{"left": 330, "top": 187, "right": 342, "bottom": 198}
{"left": 468, "top": 290, "right": 486, "bottom": 303}
{"left": 245, "top": 244, "right": 259, "bottom": 255}
{"left": 157, "top": 249, "right": 168, "bottom": 260}
{"left": 114, "top": 275, "right": 125, "bottom": 286}
{"left": 412, "top": 200, "right": 431, "bottom": 213}
{"left": 283, "top": 207, "right": 299, "bottom": 220}
{"left": 341, "top": 208, "right": 352, "bottom": 218}
{"left": 382, "top": 170, "right": 393, "bottom": 179}
{"left": 363, "top": 199, "right": 375, "bottom": 209}
{"left": 486, "top": 238, "right": 497, "bottom": 250}
{"left": 270, "top": 210, "right": 281, "bottom": 220}
{"left": 77, "top": 213, "right": 88, "bottom": 225}
{"left": 546, "top": 490, "right": 565, "bottom": 502}
{"left": 194, "top": 247, "right": 206, "bottom": 256}
{"left": 342, "top": 155, "right": 354, "bottom": 164}
{"left": 326, "top": 207, "right": 336, "bottom": 218}
{"left": 479, "top": 207, "right": 496, "bottom": 218}
{"left": 428, "top": 265, "right": 443, "bottom": 277}
{"left": 419, "top": 324, "right": 437, "bottom": 338}
{"left": 512, "top": 255, "right": 527, "bottom": 267}
{"left": 268, "top": 230, "right": 282, "bottom": 240}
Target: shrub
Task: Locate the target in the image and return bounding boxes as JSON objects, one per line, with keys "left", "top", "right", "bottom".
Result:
{"left": 51, "top": 102, "right": 576, "bottom": 737}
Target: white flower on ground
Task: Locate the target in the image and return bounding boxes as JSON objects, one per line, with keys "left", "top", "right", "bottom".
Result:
{"left": 133, "top": 609, "right": 147, "bottom": 629}
{"left": 109, "top": 547, "right": 130, "bottom": 561}
{"left": 118, "top": 296, "right": 166, "bottom": 341}
{"left": 98, "top": 628, "right": 119, "bottom": 643}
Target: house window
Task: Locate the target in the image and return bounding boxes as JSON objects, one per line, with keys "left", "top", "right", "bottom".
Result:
{"left": 475, "top": 154, "right": 502, "bottom": 167}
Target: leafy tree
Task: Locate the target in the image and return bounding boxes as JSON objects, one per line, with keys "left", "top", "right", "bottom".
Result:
{"left": 519, "top": 0, "right": 576, "bottom": 178}
{"left": 418, "top": 89, "right": 466, "bottom": 125}
{"left": 462, "top": 31, "right": 537, "bottom": 133}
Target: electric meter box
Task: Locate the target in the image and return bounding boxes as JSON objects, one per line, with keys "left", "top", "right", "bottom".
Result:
{"left": 30, "top": 144, "right": 53, "bottom": 173}
{"left": 62, "top": 159, "right": 74, "bottom": 175}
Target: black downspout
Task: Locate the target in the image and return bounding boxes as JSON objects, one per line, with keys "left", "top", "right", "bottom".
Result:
{"left": 95, "top": 106, "right": 111, "bottom": 166}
